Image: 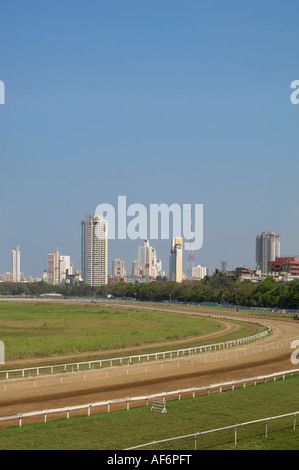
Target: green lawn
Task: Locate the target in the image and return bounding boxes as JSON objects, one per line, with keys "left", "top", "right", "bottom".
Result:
{"left": 0, "top": 374, "right": 298, "bottom": 450}
{"left": 0, "top": 301, "right": 264, "bottom": 364}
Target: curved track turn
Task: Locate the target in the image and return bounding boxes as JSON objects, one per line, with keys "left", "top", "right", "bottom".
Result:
{"left": 1, "top": 307, "right": 299, "bottom": 424}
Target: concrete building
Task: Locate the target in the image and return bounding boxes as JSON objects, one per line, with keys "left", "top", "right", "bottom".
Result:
{"left": 48, "top": 249, "right": 60, "bottom": 285}
{"left": 112, "top": 258, "right": 126, "bottom": 278}
{"left": 192, "top": 265, "right": 207, "bottom": 280}
{"left": 132, "top": 259, "right": 138, "bottom": 276}
{"left": 221, "top": 261, "right": 228, "bottom": 273}
{"left": 268, "top": 257, "right": 299, "bottom": 276}
{"left": 169, "top": 237, "right": 183, "bottom": 283}
{"left": 138, "top": 240, "right": 157, "bottom": 278}
{"left": 256, "top": 232, "right": 280, "bottom": 274}
{"left": 0, "top": 272, "right": 12, "bottom": 282}
{"left": 59, "top": 255, "right": 73, "bottom": 283}
{"left": 156, "top": 259, "right": 164, "bottom": 277}
{"left": 81, "top": 214, "right": 108, "bottom": 286}
{"left": 12, "top": 245, "right": 21, "bottom": 282}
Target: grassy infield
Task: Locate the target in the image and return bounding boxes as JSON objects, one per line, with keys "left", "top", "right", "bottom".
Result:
{"left": 0, "top": 300, "right": 298, "bottom": 450}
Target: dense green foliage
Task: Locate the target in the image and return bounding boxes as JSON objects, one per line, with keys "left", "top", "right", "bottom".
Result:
{"left": 1, "top": 273, "right": 299, "bottom": 309}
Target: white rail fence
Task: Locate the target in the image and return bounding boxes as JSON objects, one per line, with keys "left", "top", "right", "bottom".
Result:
{"left": 0, "top": 333, "right": 297, "bottom": 393}
{"left": 126, "top": 411, "right": 299, "bottom": 450}
{"left": 0, "top": 368, "right": 298, "bottom": 430}
{"left": 0, "top": 326, "right": 271, "bottom": 381}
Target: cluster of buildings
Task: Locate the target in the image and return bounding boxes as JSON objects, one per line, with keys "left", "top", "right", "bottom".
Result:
{"left": 255, "top": 231, "right": 299, "bottom": 281}
{"left": 234, "top": 232, "right": 299, "bottom": 283}
{"left": 80, "top": 215, "right": 207, "bottom": 286}
{"left": 0, "top": 245, "right": 43, "bottom": 283}
{"left": 45, "top": 249, "right": 81, "bottom": 286}
{"left": 2, "top": 223, "right": 298, "bottom": 287}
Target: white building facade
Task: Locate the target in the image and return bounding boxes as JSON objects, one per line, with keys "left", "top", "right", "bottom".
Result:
{"left": 256, "top": 232, "right": 280, "bottom": 274}
{"left": 81, "top": 214, "right": 108, "bottom": 286}
{"left": 12, "top": 245, "right": 21, "bottom": 282}
{"left": 138, "top": 240, "right": 157, "bottom": 278}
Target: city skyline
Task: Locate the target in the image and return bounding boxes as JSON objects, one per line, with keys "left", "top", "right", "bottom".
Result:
{"left": 4, "top": 224, "right": 299, "bottom": 282}
{"left": 1, "top": 1, "right": 299, "bottom": 279}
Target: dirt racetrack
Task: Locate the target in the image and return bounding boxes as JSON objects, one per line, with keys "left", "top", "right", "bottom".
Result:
{"left": 1, "top": 308, "right": 299, "bottom": 427}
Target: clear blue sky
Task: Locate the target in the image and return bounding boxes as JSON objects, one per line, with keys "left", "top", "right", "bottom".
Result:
{"left": 1, "top": 0, "right": 299, "bottom": 277}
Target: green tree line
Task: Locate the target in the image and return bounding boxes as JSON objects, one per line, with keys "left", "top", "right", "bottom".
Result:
{"left": 1, "top": 273, "right": 299, "bottom": 309}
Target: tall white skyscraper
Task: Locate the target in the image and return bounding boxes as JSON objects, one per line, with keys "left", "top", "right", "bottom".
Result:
{"left": 138, "top": 240, "right": 157, "bottom": 278}
{"left": 81, "top": 214, "right": 108, "bottom": 286}
{"left": 59, "top": 255, "right": 73, "bottom": 283}
{"left": 256, "top": 232, "right": 280, "bottom": 274}
{"left": 12, "top": 245, "right": 21, "bottom": 282}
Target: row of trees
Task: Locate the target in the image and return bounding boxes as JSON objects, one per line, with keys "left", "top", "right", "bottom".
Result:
{"left": 0, "top": 273, "right": 299, "bottom": 309}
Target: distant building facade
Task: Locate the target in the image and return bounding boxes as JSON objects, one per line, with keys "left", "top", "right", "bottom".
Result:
{"left": 81, "top": 214, "right": 108, "bottom": 286}
{"left": 169, "top": 237, "right": 183, "bottom": 283}
{"left": 48, "top": 249, "right": 60, "bottom": 285}
{"left": 112, "top": 258, "right": 126, "bottom": 278}
{"left": 221, "top": 261, "right": 228, "bottom": 273}
{"left": 12, "top": 245, "right": 21, "bottom": 282}
{"left": 256, "top": 232, "right": 280, "bottom": 274}
{"left": 268, "top": 257, "right": 299, "bottom": 276}
{"left": 132, "top": 259, "right": 138, "bottom": 276}
{"left": 138, "top": 240, "right": 157, "bottom": 278}
{"left": 192, "top": 265, "right": 207, "bottom": 280}
{"left": 59, "top": 255, "right": 73, "bottom": 283}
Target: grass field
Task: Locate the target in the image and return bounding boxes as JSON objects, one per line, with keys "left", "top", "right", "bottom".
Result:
{"left": 0, "top": 374, "right": 298, "bottom": 450}
{"left": 0, "top": 301, "right": 265, "bottom": 365}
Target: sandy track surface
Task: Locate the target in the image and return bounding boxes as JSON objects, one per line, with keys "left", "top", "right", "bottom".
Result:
{"left": 1, "top": 312, "right": 299, "bottom": 426}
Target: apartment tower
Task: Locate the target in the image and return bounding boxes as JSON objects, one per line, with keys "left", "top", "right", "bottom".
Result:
{"left": 81, "top": 214, "right": 108, "bottom": 286}
{"left": 256, "top": 232, "right": 280, "bottom": 274}
{"left": 59, "top": 255, "right": 73, "bottom": 283}
{"left": 132, "top": 259, "right": 138, "bottom": 276}
{"left": 112, "top": 258, "right": 126, "bottom": 278}
{"left": 48, "top": 249, "right": 60, "bottom": 285}
{"left": 12, "top": 245, "right": 21, "bottom": 282}
{"left": 169, "top": 237, "right": 183, "bottom": 283}
{"left": 138, "top": 240, "right": 157, "bottom": 278}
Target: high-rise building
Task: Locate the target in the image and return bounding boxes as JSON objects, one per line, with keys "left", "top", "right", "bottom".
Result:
{"left": 81, "top": 214, "right": 108, "bottom": 286}
{"left": 12, "top": 245, "right": 21, "bottom": 282}
{"left": 48, "top": 249, "right": 60, "bottom": 285}
{"left": 59, "top": 255, "right": 73, "bottom": 283}
{"left": 221, "top": 261, "right": 228, "bottom": 273}
{"left": 132, "top": 259, "right": 138, "bottom": 276}
{"left": 256, "top": 232, "right": 280, "bottom": 274}
{"left": 169, "top": 237, "right": 183, "bottom": 283}
{"left": 138, "top": 240, "right": 157, "bottom": 278}
{"left": 192, "top": 265, "right": 207, "bottom": 280}
{"left": 156, "top": 259, "right": 163, "bottom": 277}
{"left": 112, "top": 258, "right": 126, "bottom": 278}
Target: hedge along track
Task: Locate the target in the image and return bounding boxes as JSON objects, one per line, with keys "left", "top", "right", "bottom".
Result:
{"left": 106, "top": 300, "right": 298, "bottom": 324}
